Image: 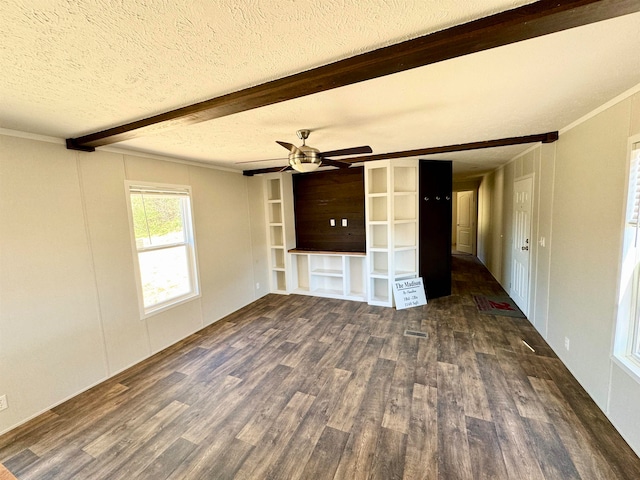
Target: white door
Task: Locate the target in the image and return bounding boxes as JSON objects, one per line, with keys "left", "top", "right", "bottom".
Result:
{"left": 511, "top": 177, "right": 533, "bottom": 316}
{"left": 456, "top": 191, "right": 475, "bottom": 254}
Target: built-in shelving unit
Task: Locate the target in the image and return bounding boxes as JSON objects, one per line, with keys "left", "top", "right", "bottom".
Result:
{"left": 263, "top": 163, "right": 417, "bottom": 307}
{"left": 264, "top": 174, "right": 295, "bottom": 294}
{"left": 365, "top": 160, "right": 419, "bottom": 306}
{"left": 290, "top": 250, "right": 366, "bottom": 302}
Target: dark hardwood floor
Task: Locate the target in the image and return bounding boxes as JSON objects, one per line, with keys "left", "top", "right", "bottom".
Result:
{"left": 1, "top": 254, "right": 639, "bottom": 479}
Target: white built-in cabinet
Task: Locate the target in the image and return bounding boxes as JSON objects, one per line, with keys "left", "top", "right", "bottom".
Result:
{"left": 263, "top": 161, "right": 418, "bottom": 307}
{"left": 365, "top": 160, "right": 419, "bottom": 306}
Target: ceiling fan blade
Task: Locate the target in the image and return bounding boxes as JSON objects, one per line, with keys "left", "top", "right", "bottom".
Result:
{"left": 234, "top": 156, "right": 288, "bottom": 164}
{"left": 321, "top": 158, "right": 351, "bottom": 169}
{"left": 276, "top": 141, "right": 298, "bottom": 152}
{"left": 319, "top": 145, "right": 372, "bottom": 157}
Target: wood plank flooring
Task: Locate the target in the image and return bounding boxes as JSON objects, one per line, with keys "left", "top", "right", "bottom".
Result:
{"left": 1, "top": 254, "right": 640, "bottom": 479}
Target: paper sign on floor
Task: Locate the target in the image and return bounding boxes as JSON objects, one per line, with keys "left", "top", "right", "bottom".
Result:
{"left": 393, "top": 277, "right": 427, "bottom": 310}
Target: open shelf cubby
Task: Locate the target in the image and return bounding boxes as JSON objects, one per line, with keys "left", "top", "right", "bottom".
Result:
{"left": 310, "top": 254, "right": 344, "bottom": 276}
{"left": 370, "top": 277, "right": 390, "bottom": 303}
{"left": 272, "top": 270, "right": 287, "bottom": 291}
{"left": 369, "top": 196, "right": 388, "bottom": 222}
{"left": 368, "top": 167, "right": 388, "bottom": 194}
{"left": 393, "top": 193, "right": 416, "bottom": 221}
{"left": 268, "top": 202, "right": 282, "bottom": 224}
{"left": 270, "top": 225, "right": 284, "bottom": 247}
{"left": 393, "top": 166, "right": 417, "bottom": 193}
{"left": 394, "top": 248, "right": 417, "bottom": 276}
{"left": 369, "top": 223, "right": 388, "bottom": 249}
{"left": 271, "top": 247, "right": 285, "bottom": 270}
{"left": 370, "top": 251, "right": 389, "bottom": 276}
{"left": 394, "top": 221, "right": 416, "bottom": 248}
{"left": 267, "top": 178, "right": 282, "bottom": 201}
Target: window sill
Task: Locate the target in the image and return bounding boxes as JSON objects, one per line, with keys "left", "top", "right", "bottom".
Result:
{"left": 141, "top": 292, "right": 201, "bottom": 320}
{"left": 612, "top": 353, "right": 640, "bottom": 385}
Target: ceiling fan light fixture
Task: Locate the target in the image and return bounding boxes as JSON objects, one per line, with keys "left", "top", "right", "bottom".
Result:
{"left": 290, "top": 161, "right": 320, "bottom": 173}
{"left": 289, "top": 145, "right": 321, "bottom": 173}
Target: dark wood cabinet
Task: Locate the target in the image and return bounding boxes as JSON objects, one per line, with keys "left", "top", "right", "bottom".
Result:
{"left": 419, "top": 160, "right": 452, "bottom": 299}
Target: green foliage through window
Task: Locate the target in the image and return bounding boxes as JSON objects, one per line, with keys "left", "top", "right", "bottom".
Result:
{"left": 131, "top": 194, "right": 185, "bottom": 247}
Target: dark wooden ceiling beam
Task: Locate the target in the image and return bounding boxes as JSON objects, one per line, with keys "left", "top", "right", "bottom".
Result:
{"left": 66, "top": 0, "right": 639, "bottom": 151}
{"left": 242, "top": 132, "right": 559, "bottom": 175}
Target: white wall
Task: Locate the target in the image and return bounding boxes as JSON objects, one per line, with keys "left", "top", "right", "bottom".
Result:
{"left": 476, "top": 87, "right": 640, "bottom": 455}
{"left": 547, "top": 99, "right": 631, "bottom": 407}
{"left": 0, "top": 135, "right": 268, "bottom": 434}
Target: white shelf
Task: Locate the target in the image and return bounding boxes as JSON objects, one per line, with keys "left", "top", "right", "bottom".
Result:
{"left": 311, "top": 269, "right": 343, "bottom": 277}
{"left": 370, "top": 270, "right": 389, "bottom": 277}
{"left": 395, "top": 272, "right": 418, "bottom": 280}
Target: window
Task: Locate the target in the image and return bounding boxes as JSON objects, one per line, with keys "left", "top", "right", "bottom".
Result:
{"left": 126, "top": 183, "right": 199, "bottom": 317}
{"left": 615, "top": 139, "right": 640, "bottom": 379}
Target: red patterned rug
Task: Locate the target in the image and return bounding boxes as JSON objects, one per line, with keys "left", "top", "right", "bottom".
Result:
{"left": 473, "top": 295, "right": 525, "bottom": 318}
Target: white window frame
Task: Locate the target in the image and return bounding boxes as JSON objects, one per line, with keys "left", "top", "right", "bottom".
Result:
{"left": 125, "top": 181, "right": 200, "bottom": 319}
{"left": 614, "top": 136, "right": 640, "bottom": 381}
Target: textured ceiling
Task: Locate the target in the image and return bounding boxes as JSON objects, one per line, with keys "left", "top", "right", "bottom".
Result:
{"left": 2, "top": 1, "right": 640, "bottom": 180}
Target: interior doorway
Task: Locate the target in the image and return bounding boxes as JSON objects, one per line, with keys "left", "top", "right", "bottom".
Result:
{"left": 452, "top": 190, "right": 477, "bottom": 255}
{"left": 511, "top": 176, "right": 533, "bottom": 316}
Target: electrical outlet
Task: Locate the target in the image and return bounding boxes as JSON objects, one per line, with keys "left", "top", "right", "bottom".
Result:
{"left": 0, "top": 394, "right": 8, "bottom": 411}
{"left": 256, "top": 282, "right": 260, "bottom": 290}
{"left": 342, "top": 218, "right": 348, "bottom": 227}
{"left": 330, "top": 219, "right": 335, "bottom": 227}
{"left": 564, "top": 337, "right": 570, "bottom": 351}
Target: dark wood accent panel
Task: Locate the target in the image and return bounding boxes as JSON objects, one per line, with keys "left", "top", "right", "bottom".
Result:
{"left": 293, "top": 168, "right": 365, "bottom": 252}
{"left": 419, "top": 160, "right": 453, "bottom": 299}
{"left": 243, "top": 132, "right": 558, "bottom": 176}
{"left": 67, "top": 0, "right": 636, "bottom": 149}
{"left": 3, "top": 256, "right": 640, "bottom": 479}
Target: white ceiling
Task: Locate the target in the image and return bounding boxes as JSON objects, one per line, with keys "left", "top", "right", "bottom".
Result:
{"left": 2, "top": 1, "right": 640, "bottom": 180}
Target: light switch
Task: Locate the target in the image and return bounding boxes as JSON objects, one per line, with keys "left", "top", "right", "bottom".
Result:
{"left": 330, "top": 219, "right": 335, "bottom": 227}
{"left": 342, "top": 218, "right": 348, "bottom": 227}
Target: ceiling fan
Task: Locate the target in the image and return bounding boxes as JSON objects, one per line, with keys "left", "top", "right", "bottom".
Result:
{"left": 259, "top": 129, "right": 372, "bottom": 173}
